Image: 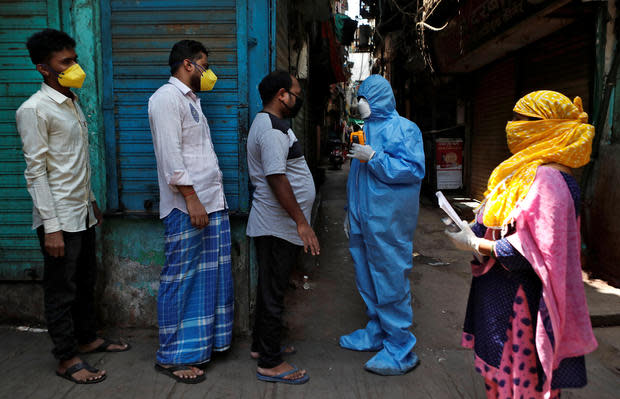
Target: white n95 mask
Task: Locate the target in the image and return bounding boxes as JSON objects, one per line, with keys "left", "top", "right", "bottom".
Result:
{"left": 358, "top": 98, "right": 371, "bottom": 119}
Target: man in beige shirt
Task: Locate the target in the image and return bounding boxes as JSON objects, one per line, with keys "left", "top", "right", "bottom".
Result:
{"left": 16, "top": 29, "right": 128, "bottom": 385}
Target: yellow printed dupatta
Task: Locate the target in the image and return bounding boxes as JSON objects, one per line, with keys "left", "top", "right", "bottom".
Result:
{"left": 479, "top": 90, "right": 595, "bottom": 229}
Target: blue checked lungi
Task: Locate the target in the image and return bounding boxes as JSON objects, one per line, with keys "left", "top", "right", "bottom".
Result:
{"left": 156, "top": 208, "right": 234, "bottom": 365}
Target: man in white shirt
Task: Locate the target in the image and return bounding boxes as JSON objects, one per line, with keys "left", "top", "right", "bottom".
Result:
{"left": 16, "top": 29, "right": 128, "bottom": 385}
{"left": 148, "top": 40, "right": 233, "bottom": 384}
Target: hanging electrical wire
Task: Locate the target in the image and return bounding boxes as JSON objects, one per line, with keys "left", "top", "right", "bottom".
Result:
{"left": 417, "top": 0, "right": 450, "bottom": 31}
{"left": 369, "top": 0, "right": 453, "bottom": 73}
{"left": 417, "top": 20, "right": 449, "bottom": 31}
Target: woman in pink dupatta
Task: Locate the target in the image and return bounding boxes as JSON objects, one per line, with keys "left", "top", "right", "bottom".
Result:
{"left": 445, "top": 91, "right": 598, "bottom": 399}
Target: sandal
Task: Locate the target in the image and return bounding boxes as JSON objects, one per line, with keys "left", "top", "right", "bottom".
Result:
{"left": 56, "top": 361, "right": 106, "bottom": 384}
{"left": 256, "top": 364, "right": 309, "bottom": 385}
{"left": 154, "top": 363, "right": 206, "bottom": 384}
{"left": 80, "top": 338, "right": 131, "bottom": 354}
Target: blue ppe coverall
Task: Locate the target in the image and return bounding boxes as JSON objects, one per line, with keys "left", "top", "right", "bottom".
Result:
{"left": 340, "top": 75, "right": 425, "bottom": 375}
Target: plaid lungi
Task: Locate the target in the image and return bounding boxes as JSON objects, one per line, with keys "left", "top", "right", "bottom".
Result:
{"left": 156, "top": 208, "right": 234, "bottom": 365}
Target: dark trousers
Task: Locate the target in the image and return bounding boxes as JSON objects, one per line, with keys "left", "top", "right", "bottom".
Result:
{"left": 251, "top": 235, "right": 300, "bottom": 368}
{"left": 36, "top": 224, "right": 97, "bottom": 361}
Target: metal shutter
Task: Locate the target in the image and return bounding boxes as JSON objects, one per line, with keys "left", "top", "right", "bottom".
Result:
{"left": 0, "top": 1, "right": 61, "bottom": 280}
{"left": 470, "top": 57, "right": 516, "bottom": 200}
{"left": 518, "top": 21, "right": 593, "bottom": 184}
{"left": 102, "top": 0, "right": 248, "bottom": 214}
{"left": 469, "top": 20, "right": 593, "bottom": 200}
{"left": 518, "top": 22, "right": 593, "bottom": 112}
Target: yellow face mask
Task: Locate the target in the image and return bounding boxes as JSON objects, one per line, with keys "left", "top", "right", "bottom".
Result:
{"left": 189, "top": 61, "right": 217, "bottom": 91}
{"left": 198, "top": 67, "right": 217, "bottom": 91}
{"left": 56, "top": 63, "right": 86, "bottom": 88}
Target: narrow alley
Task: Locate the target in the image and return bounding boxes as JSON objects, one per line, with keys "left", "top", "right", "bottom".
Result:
{"left": 0, "top": 166, "right": 618, "bottom": 398}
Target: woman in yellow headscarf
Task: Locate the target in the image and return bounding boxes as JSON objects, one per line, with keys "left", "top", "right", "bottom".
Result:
{"left": 446, "top": 91, "right": 597, "bottom": 399}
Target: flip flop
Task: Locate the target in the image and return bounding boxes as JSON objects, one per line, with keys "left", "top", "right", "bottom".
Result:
{"left": 256, "top": 364, "right": 309, "bottom": 385}
{"left": 56, "top": 361, "right": 106, "bottom": 384}
{"left": 250, "top": 345, "right": 297, "bottom": 360}
{"left": 154, "top": 364, "right": 206, "bottom": 384}
{"left": 80, "top": 338, "right": 131, "bottom": 354}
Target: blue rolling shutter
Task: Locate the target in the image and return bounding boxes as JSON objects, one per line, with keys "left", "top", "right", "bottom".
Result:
{"left": 0, "top": 1, "right": 60, "bottom": 280}
{"left": 102, "top": 0, "right": 248, "bottom": 214}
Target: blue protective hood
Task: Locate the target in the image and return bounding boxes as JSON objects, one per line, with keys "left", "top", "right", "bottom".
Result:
{"left": 357, "top": 75, "right": 397, "bottom": 120}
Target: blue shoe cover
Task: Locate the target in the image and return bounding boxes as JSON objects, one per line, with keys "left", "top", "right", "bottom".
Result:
{"left": 339, "top": 324, "right": 384, "bottom": 352}
{"left": 363, "top": 349, "right": 420, "bottom": 376}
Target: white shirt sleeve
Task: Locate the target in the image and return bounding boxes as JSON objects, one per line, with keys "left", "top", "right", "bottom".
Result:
{"left": 259, "top": 129, "right": 289, "bottom": 176}
{"left": 16, "top": 106, "right": 61, "bottom": 233}
{"left": 148, "top": 94, "right": 193, "bottom": 190}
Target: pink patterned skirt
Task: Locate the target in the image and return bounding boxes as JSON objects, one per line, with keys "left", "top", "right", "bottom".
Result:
{"left": 463, "top": 286, "right": 561, "bottom": 399}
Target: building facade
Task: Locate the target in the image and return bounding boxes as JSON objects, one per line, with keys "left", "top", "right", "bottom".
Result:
{"left": 359, "top": 0, "right": 618, "bottom": 284}
{"left": 0, "top": 0, "right": 344, "bottom": 330}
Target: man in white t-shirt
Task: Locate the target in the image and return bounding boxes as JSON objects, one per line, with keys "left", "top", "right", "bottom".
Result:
{"left": 246, "top": 70, "right": 320, "bottom": 385}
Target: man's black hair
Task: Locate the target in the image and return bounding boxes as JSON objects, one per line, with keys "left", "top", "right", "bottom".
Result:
{"left": 26, "top": 29, "right": 76, "bottom": 65}
{"left": 258, "top": 70, "right": 293, "bottom": 105}
{"left": 169, "top": 40, "right": 209, "bottom": 75}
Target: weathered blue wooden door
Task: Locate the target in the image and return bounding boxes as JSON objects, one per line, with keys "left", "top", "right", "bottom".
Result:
{"left": 0, "top": 1, "right": 61, "bottom": 280}
{"left": 102, "top": 0, "right": 250, "bottom": 215}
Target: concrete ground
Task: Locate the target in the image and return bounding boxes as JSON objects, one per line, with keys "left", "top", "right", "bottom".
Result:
{"left": 1, "top": 165, "right": 619, "bottom": 399}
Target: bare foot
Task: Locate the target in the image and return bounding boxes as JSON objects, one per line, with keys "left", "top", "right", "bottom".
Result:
{"left": 79, "top": 337, "right": 128, "bottom": 353}
{"left": 158, "top": 364, "right": 204, "bottom": 380}
{"left": 250, "top": 345, "right": 295, "bottom": 359}
{"left": 257, "top": 361, "right": 306, "bottom": 381}
{"left": 57, "top": 357, "right": 106, "bottom": 383}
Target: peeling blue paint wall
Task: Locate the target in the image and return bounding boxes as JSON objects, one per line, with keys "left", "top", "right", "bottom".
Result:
{"left": 100, "top": 217, "right": 251, "bottom": 333}
{"left": 0, "top": 0, "right": 104, "bottom": 281}
{"left": 68, "top": 0, "right": 107, "bottom": 209}
{"left": 97, "top": 0, "right": 269, "bottom": 334}
{"left": 95, "top": 0, "right": 276, "bottom": 334}
{"left": 0, "top": 0, "right": 105, "bottom": 318}
{"left": 100, "top": 219, "right": 164, "bottom": 327}
{"left": 0, "top": 0, "right": 272, "bottom": 336}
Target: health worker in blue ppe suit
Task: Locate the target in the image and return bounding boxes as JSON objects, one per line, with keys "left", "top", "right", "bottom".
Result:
{"left": 341, "top": 74, "right": 425, "bottom": 375}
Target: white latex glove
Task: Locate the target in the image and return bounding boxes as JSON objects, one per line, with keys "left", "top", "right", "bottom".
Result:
{"left": 444, "top": 220, "right": 481, "bottom": 253}
{"left": 347, "top": 143, "right": 376, "bottom": 162}
{"left": 344, "top": 213, "right": 350, "bottom": 239}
